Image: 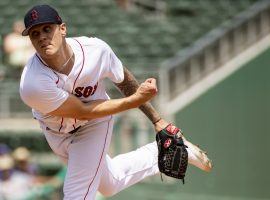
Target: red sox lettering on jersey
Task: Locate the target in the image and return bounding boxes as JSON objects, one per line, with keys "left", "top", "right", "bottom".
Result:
{"left": 74, "top": 82, "right": 98, "bottom": 98}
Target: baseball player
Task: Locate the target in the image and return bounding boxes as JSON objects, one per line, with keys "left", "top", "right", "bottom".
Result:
{"left": 19, "top": 5, "right": 212, "bottom": 200}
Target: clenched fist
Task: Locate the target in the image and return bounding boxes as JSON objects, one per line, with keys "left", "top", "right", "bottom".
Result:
{"left": 131, "top": 78, "right": 158, "bottom": 106}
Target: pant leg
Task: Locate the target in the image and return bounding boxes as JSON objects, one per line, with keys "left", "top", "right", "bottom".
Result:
{"left": 63, "top": 117, "right": 114, "bottom": 200}
{"left": 43, "top": 129, "right": 72, "bottom": 164}
{"left": 98, "top": 141, "right": 159, "bottom": 197}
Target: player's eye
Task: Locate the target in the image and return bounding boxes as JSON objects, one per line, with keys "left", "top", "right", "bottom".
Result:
{"left": 43, "top": 26, "right": 52, "bottom": 33}
{"left": 30, "top": 31, "right": 39, "bottom": 38}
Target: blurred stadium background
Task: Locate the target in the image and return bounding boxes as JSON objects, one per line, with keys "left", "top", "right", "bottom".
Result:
{"left": 0, "top": 0, "right": 270, "bottom": 199}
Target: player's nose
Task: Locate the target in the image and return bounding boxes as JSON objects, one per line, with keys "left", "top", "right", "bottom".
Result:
{"left": 39, "top": 34, "right": 47, "bottom": 41}
{"left": 38, "top": 31, "right": 49, "bottom": 41}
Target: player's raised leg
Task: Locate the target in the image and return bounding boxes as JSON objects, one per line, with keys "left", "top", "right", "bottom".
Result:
{"left": 98, "top": 138, "right": 212, "bottom": 197}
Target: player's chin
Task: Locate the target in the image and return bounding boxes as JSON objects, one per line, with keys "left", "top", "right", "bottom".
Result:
{"left": 40, "top": 49, "right": 56, "bottom": 58}
{"left": 44, "top": 48, "right": 56, "bottom": 55}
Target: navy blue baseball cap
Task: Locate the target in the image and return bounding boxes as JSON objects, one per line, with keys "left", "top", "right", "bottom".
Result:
{"left": 22, "top": 4, "right": 62, "bottom": 36}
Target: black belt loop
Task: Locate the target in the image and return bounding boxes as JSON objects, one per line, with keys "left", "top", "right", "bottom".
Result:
{"left": 69, "top": 126, "right": 81, "bottom": 134}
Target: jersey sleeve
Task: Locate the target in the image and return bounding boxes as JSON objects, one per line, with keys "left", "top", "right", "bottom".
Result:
{"left": 20, "top": 72, "right": 69, "bottom": 114}
{"left": 107, "top": 47, "right": 124, "bottom": 83}
{"left": 96, "top": 38, "right": 124, "bottom": 83}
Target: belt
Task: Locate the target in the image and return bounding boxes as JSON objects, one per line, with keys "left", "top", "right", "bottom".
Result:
{"left": 69, "top": 126, "right": 81, "bottom": 134}
{"left": 45, "top": 126, "right": 81, "bottom": 134}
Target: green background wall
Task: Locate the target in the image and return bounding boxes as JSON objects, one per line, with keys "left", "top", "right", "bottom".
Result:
{"left": 174, "top": 48, "right": 270, "bottom": 200}
{"left": 108, "top": 48, "right": 270, "bottom": 200}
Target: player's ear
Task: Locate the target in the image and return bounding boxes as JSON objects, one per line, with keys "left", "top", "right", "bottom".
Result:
{"left": 59, "top": 23, "right": 67, "bottom": 37}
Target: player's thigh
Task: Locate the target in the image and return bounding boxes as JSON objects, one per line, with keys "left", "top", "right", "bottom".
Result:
{"left": 63, "top": 118, "right": 114, "bottom": 199}
{"left": 43, "top": 130, "right": 71, "bottom": 163}
{"left": 98, "top": 155, "right": 122, "bottom": 197}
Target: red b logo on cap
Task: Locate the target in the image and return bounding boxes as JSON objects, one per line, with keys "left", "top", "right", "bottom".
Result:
{"left": 31, "top": 10, "right": 38, "bottom": 20}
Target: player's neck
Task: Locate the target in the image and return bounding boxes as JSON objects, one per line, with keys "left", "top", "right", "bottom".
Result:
{"left": 41, "top": 44, "right": 74, "bottom": 75}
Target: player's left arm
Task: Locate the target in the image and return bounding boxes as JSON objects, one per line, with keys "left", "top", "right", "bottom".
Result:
{"left": 114, "top": 67, "right": 169, "bottom": 132}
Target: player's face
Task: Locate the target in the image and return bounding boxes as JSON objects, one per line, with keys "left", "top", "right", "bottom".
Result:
{"left": 28, "top": 23, "right": 67, "bottom": 58}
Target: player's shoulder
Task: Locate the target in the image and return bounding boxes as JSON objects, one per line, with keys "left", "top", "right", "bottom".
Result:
{"left": 67, "top": 36, "right": 111, "bottom": 51}
{"left": 22, "top": 54, "right": 52, "bottom": 78}
{"left": 20, "top": 55, "right": 55, "bottom": 90}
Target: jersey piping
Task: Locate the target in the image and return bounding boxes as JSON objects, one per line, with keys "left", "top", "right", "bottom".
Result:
{"left": 83, "top": 115, "right": 112, "bottom": 199}
{"left": 70, "top": 38, "right": 86, "bottom": 131}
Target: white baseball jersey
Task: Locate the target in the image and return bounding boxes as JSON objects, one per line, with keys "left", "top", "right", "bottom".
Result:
{"left": 20, "top": 37, "right": 124, "bottom": 134}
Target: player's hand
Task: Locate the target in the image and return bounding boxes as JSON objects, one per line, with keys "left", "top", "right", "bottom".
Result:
{"left": 131, "top": 78, "right": 158, "bottom": 106}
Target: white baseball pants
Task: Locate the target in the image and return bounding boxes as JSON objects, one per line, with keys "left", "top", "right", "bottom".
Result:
{"left": 43, "top": 116, "right": 159, "bottom": 200}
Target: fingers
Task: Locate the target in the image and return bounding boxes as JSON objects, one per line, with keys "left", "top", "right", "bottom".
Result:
{"left": 145, "top": 78, "right": 156, "bottom": 85}
{"left": 143, "top": 78, "right": 158, "bottom": 93}
{"left": 133, "top": 78, "right": 158, "bottom": 106}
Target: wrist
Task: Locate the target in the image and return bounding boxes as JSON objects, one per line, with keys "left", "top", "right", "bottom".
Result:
{"left": 153, "top": 118, "right": 162, "bottom": 124}
{"left": 154, "top": 118, "right": 169, "bottom": 132}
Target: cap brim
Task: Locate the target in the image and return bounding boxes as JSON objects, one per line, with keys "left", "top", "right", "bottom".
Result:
{"left": 22, "top": 27, "right": 32, "bottom": 36}
{"left": 21, "top": 21, "right": 62, "bottom": 36}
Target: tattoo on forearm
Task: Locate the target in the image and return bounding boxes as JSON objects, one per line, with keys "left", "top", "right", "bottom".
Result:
{"left": 114, "top": 67, "right": 139, "bottom": 97}
{"left": 114, "top": 67, "right": 160, "bottom": 123}
{"left": 139, "top": 103, "right": 160, "bottom": 123}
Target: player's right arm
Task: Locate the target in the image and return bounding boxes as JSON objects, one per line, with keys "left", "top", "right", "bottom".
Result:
{"left": 48, "top": 78, "right": 157, "bottom": 120}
